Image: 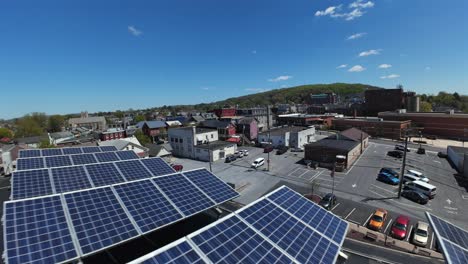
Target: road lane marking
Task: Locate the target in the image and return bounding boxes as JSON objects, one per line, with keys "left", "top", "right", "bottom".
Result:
{"left": 344, "top": 208, "right": 356, "bottom": 220}
{"left": 384, "top": 218, "right": 393, "bottom": 234}
{"left": 406, "top": 226, "right": 413, "bottom": 242}
{"left": 331, "top": 203, "right": 340, "bottom": 211}
{"left": 444, "top": 206, "right": 458, "bottom": 210}
{"left": 364, "top": 213, "right": 373, "bottom": 226}
{"left": 367, "top": 190, "right": 433, "bottom": 211}
{"left": 288, "top": 167, "right": 301, "bottom": 177}
{"left": 433, "top": 160, "right": 441, "bottom": 164}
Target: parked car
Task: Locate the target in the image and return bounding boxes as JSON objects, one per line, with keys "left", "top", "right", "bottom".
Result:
{"left": 437, "top": 152, "right": 447, "bottom": 158}
{"left": 395, "top": 144, "right": 410, "bottom": 152}
{"left": 241, "top": 149, "right": 249, "bottom": 156}
{"left": 412, "top": 221, "right": 429, "bottom": 246}
{"left": 276, "top": 146, "right": 288, "bottom": 155}
{"left": 380, "top": 167, "right": 399, "bottom": 178}
{"left": 290, "top": 147, "right": 304, "bottom": 152}
{"left": 264, "top": 146, "right": 274, "bottom": 153}
{"left": 407, "top": 169, "right": 429, "bottom": 183}
{"left": 401, "top": 190, "right": 429, "bottom": 204}
{"left": 171, "top": 164, "right": 183, "bottom": 172}
{"left": 234, "top": 151, "right": 244, "bottom": 158}
{"left": 251, "top": 157, "right": 265, "bottom": 168}
{"left": 417, "top": 147, "right": 426, "bottom": 154}
{"left": 404, "top": 180, "right": 437, "bottom": 199}
{"left": 319, "top": 193, "right": 337, "bottom": 210}
{"left": 225, "top": 155, "right": 237, "bottom": 163}
{"left": 387, "top": 150, "right": 403, "bottom": 158}
{"left": 368, "top": 208, "right": 388, "bottom": 231}
{"left": 402, "top": 174, "right": 420, "bottom": 184}
{"left": 377, "top": 172, "right": 400, "bottom": 185}
{"left": 391, "top": 215, "right": 410, "bottom": 239}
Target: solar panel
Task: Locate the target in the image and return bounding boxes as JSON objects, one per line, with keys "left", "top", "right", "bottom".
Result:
{"left": 129, "top": 240, "right": 205, "bottom": 264}
{"left": 85, "top": 163, "right": 125, "bottom": 186}
{"left": 41, "top": 148, "right": 64, "bottom": 156}
{"left": 190, "top": 215, "right": 294, "bottom": 264}
{"left": 71, "top": 153, "right": 98, "bottom": 165}
{"left": 16, "top": 157, "right": 44, "bottom": 170}
{"left": 183, "top": 169, "right": 238, "bottom": 204}
{"left": 3, "top": 196, "right": 79, "bottom": 264}
{"left": 82, "top": 146, "right": 102, "bottom": 153}
{"left": 52, "top": 166, "right": 93, "bottom": 193}
{"left": 100, "top": 146, "right": 118, "bottom": 152}
{"left": 115, "top": 160, "right": 152, "bottom": 181}
{"left": 141, "top": 158, "right": 175, "bottom": 176}
{"left": 64, "top": 187, "right": 140, "bottom": 255}
{"left": 94, "top": 151, "right": 120, "bottom": 163}
{"left": 427, "top": 212, "right": 468, "bottom": 264}
{"left": 113, "top": 179, "right": 184, "bottom": 233}
{"left": 45, "top": 155, "right": 72, "bottom": 168}
{"left": 62, "top": 147, "right": 83, "bottom": 155}
{"left": 18, "top": 149, "right": 41, "bottom": 158}
{"left": 152, "top": 174, "right": 215, "bottom": 217}
{"left": 116, "top": 150, "right": 140, "bottom": 160}
{"left": 267, "top": 187, "right": 347, "bottom": 245}
{"left": 11, "top": 169, "right": 53, "bottom": 199}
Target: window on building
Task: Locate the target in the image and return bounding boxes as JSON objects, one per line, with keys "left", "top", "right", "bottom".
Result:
{"left": 180, "top": 138, "right": 183, "bottom": 143}
{"left": 175, "top": 138, "right": 179, "bottom": 143}
{"left": 170, "top": 137, "right": 174, "bottom": 142}
{"left": 211, "top": 134, "right": 214, "bottom": 138}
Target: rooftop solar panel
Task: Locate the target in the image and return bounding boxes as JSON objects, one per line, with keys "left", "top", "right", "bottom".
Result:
{"left": 267, "top": 186, "right": 347, "bottom": 245}
{"left": 115, "top": 160, "right": 152, "bottom": 181}
{"left": 3, "top": 196, "right": 79, "bottom": 264}
{"left": 85, "top": 163, "right": 125, "bottom": 186}
{"left": 45, "top": 155, "right": 73, "bottom": 168}
{"left": 16, "top": 157, "right": 44, "bottom": 170}
{"left": 141, "top": 158, "right": 175, "bottom": 176}
{"left": 152, "top": 174, "right": 215, "bottom": 217}
{"left": 426, "top": 212, "right": 468, "bottom": 264}
{"left": 182, "top": 169, "right": 238, "bottom": 204}
{"left": 11, "top": 169, "right": 53, "bottom": 200}
{"left": 18, "top": 149, "right": 41, "bottom": 158}
{"left": 190, "top": 215, "right": 294, "bottom": 264}
{"left": 64, "top": 187, "right": 140, "bottom": 255}
{"left": 113, "top": 179, "right": 184, "bottom": 233}
{"left": 100, "top": 146, "right": 118, "bottom": 152}
{"left": 51, "top": 166, "right": 93, "bottom": 193}
{"left": 71, "top": 153, "right": 98, "bottom": 165}
{"left": 41, "top": 148, "right": 64, "bottom": 156}
{"left": 62, "top": 147, "right": 83, "bottom": 155}
{"left": 82, "top": 146, "right": 102, "bottom": 153}
{"left": 94, "top": 151, "right": 120, "bottom": 163}
{"left": 116, "top": 150, "right": 140, "bottom": 160}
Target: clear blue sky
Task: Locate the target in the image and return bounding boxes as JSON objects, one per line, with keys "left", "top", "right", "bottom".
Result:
{"left": 1, "top": 0, "right": 467, "bottom": 119}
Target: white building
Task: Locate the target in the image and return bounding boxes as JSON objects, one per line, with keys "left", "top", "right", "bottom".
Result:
{"left": 168, "top": 127, "right": 237, "bottom": 161}
{"left": 257, "top": 126, "right": 316, "bottom": 149}
{"left": 98, "top": 136, "right": 149, "bottom": 157}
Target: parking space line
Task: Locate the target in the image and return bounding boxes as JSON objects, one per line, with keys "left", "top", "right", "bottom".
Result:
{"left": 288, "top": 167, "right": 302, "bottom": 177}
{"left": 371, "top": 184, "right": 398, "bottom": 195}
{"left": 331, "top": 203, "right": 340, "bottom": 211}
{"left": 368, "top": 190, "right": 432, "bottom": 211}
{"left": 384, "top": 218, "right": 393, "bottom": 234}
{"left": 363, "top": 213, "right": 373, "bottom": 226}
{"left": 298, "top": 169, "right": 311, "bottom": 178}
{"left": 344, "top": 208, "right": 356, "bottom": 220}
{"left": 406, "top": 226, "right": 413, "bottom": 242}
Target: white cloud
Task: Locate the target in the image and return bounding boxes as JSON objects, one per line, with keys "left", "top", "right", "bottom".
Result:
{"left": 315, "top": 5, "right": 341, "bottom": 17}
{"left": 345, "top": 8, "right": 364, "bottom": 20}
{"left": 380, "top": 74, "right": 400, "bottom": 79}
{"left": 359, "top": 49, "right": 380, "bottom": 57}
{"left": 336, "top": 64, "right": 348, "bottom": 69}
{"left": 350, "top": 0, "right": 374, "bottom": 9}
{"left": 347, "top": 32, "right": 366, "bottom": 40}
{"left": 268, "top": 75, "right": 292, "bottom": 82}
{"left": 378, "top": 64, "right": 392, "bottom": 69}
{"left": 128, "top": 26, "right": 142, "bottom": 36}
{"left": 348, "top": 65, "right": 366, "bottom": 72}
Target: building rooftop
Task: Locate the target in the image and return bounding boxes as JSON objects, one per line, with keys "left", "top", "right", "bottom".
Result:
{"left": 259, "top": 126, "right": 313, "bottom": 136}
{"left": 172, "top": 126, "right": 216, "bottom": 134}
{"left": 305, "top": 138, "right": 359, "bottom": 152}
{"left": 335, "top": 117, "right": 410, "bottom": 124}
{"left": 379, "top": 111, "right": 468, "bottom": 118}
{"left": 340, "top": 127, "right": 369, "bottom": 142}
{"left": 195, "top": 140, "right": 236, "bottom": 150}
{"left": 68, "top": 116, "right": 106, "bottom": 124}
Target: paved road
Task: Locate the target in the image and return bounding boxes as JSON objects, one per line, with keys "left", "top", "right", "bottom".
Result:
{"left": 370, "top": 138, "right": 445, "bottom": 152}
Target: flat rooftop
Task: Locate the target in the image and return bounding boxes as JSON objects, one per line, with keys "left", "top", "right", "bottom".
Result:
{"left": 259, "top": 126, "right": 314, "bottom": 136}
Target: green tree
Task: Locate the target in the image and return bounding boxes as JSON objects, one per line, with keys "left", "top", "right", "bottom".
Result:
{"left": 134, "top": 115, "right": 145, "bottom": 123}
{"left": 48, "top": 115, "right": 65, "bottom": 132}
{"left": 15, "top": 115, "right": 44, "bottom": 138}
{"left": 0, "top": 128, "right": 14, "bottom": 138}
{"left": 134, "top": 130, "right": 151, "bottom": 145}
{"left": 38, "top": 139, "right": 54, "bottom": 148}
{"left": 420, "top": 101, "right": 432, "bottom": 112}
{"left": 30, "top": 112, "right": 48, "bottom": 130}
{"left": 115, "top": 110, "right": 124, "bottom": 118}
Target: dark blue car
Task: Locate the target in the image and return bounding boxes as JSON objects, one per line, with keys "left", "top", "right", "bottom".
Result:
{"left": 380, "top": 167, "right": 399, "bottom": 178}
{"left": 377, "top": 172, "right": 400, "bottom": 185}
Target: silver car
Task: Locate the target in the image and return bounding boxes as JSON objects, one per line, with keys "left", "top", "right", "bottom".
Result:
{"left": 412, "top": 221, "right": 429, "bottom": 246}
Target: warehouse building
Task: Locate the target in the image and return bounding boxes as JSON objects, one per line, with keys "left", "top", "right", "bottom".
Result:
{"left": 332, "top": 118, "right": 411, "bottom": 140}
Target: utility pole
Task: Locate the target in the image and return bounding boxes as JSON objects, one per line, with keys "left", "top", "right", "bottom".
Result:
{"left": 398, "top": 131, "right": 410, "bottom": 198}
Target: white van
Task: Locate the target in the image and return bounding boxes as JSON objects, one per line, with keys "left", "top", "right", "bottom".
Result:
{"left": 251, "top": 158, "right": 265, "bottom": 168}
{"left": 407, "top": 169, "right": 429, "bottom": 183}
{"left": 404, "top": 180, "right": 436, "bottom": 198}
{"left": 402, "top": 174, "right": 420, "bottom": 184}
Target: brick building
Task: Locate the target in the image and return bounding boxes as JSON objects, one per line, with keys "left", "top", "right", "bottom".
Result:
{"left": 276, "top": 114, "right": 335, "bottom": 127}
{"left": 211, "top": 108, "right": 236, "bottom": 118}
{"left": 365, "top": 88, "right": 405, "bottom": 116}
{"left": 332, "top": 118, "right": 411, "bottom": 139}
{"left": 378, "top": 111, "right": 468, "bottom": 139}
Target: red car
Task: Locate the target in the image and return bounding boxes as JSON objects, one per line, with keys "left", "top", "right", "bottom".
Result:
{"left": 391, "top": 215, "right": 410, "bottom": 239}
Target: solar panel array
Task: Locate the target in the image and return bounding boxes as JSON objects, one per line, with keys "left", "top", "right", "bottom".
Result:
{"left": 11, "top": 157, "right": 174, "bottom": 200}
{"left": 16, "top": 150, "right": 138, "bottom": 170}
{"left": 18, "top": 146, "right": 118, "bottom": 158}
{"left": 129, "top": 186, "right": 348, "bottom": 264}
{"left": 3, "top": 168, "right": 239, "bottom": 264}
{"left": 426, "top": 213, "right": 468, "bottom": 264}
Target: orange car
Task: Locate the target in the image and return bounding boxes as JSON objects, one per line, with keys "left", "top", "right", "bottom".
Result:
{"left": 368, "top": 208, "right": 388, "bottom": 231}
